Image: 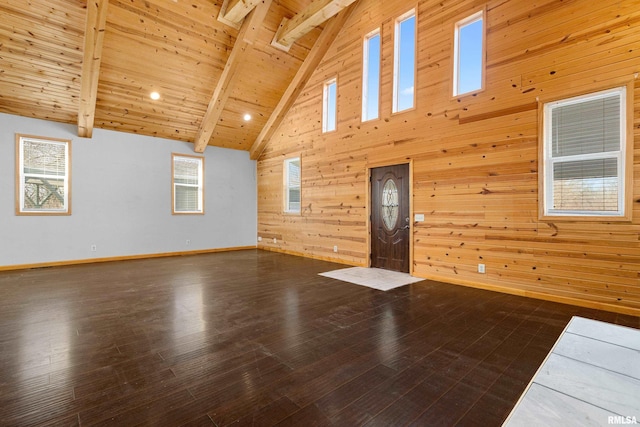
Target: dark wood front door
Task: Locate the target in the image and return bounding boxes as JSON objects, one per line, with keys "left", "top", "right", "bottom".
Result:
{"left": 371, "top": 164, "right": 410, "bottom": 273}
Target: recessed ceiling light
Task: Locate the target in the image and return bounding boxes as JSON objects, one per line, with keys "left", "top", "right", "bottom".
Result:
{"left": 243, "top": 113, "right": 251, "bottom": 121}
{"left": 150, "top": 91, "right": 160, "bottom": 100}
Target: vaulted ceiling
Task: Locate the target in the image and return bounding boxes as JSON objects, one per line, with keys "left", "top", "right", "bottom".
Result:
{"left": 0, "top": 0, "right": 356, "bottom": 159}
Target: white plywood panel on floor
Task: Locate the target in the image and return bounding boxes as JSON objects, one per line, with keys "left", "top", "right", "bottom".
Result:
{"left": 534, "top": 354, "right": 640, "bottom": 417}
{"left": 566, "top": 317, "right": 640, "bottom": 352}
{"left": 504, "top": 317, "right": 640, "bottom": 427}
{"left": 554, "top": 333, "right": 640, "bottom": 380}
{"left": 319, "top": 267, "right": 423, "bottom": 291}
{"left": 506, "top": 383, "right": 612, "bottom": 426}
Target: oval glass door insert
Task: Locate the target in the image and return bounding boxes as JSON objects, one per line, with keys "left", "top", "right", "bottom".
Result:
{"left": 381, "top": 178, "right": 399, "bottom": 231}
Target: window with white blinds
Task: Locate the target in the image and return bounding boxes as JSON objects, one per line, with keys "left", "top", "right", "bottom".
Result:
{"left": 16, "top": 135, "right": 71, "bottom": 215}
{"left": 172, "top": 154, "right": 204, "bottom": 214}
{"left": 284, "top": 157, "right": 301, "bottom": 213}
{"left": 542, "top": 87, "right": 626, "bottom": 217}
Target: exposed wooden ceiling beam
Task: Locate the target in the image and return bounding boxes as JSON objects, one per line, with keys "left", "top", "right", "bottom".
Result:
{"left": 250, "top": 4, "right": 356, "bottom": 160}
{"left": 217, "top": 0, "right": 264, "bottom": 29}
{"left": 78, "top": 0, "right": 109, "bottom": 138}
{"left": 271, "top": 0, "right": 357, "bottom": 51}
{"left": 194, "top": 0, "right": 272, "bottom": 153}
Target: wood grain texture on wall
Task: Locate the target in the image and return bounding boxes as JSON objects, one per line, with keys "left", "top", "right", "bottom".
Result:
{"left": 257, "top": 0, "right": 640, "bottom": 314}
{"left": 0, "top": 0, "right": 86, "bottom": 123}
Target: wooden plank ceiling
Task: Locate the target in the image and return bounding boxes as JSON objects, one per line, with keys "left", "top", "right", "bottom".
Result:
{"left": 0, "top": 0, "right": 355, "bottom": 155}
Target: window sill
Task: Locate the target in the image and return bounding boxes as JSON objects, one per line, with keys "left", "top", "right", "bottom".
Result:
{"left": 451, "top": 86, "right": 485, "bottom": 101}
{"left": 538, "top": 213, "right": 632, "bottom": 223}
{"left": 16, "top": 210, "right": 71, "bottom": 216}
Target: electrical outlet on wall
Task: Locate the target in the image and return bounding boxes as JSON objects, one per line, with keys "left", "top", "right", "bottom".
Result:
{"left": 273, "top": 238, "right": 277, "bottom": 244}
{"left": 478, "top": 264, "right": 486, "bottom": 274}
{"left": 333, "top": 245, "right": 338, "bottom": 253}
{"left": 91, "top": 244, "right": 97, "bottom": 252}
{"left": 258, "top": 236, "right": 262, "bottom": 242}
{"left": 186, "top": 239, "right": 190, "bottom": 246}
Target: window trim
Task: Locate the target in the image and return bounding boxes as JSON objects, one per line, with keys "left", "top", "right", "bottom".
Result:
{"left": 284, "top": 156, "right": 301, "bottom": 214}
{"left": 452, "top": 9, "right": 486, "bottom": 98}
{"left": 538, "top": 82, "right": 634, "bottom": 222}
{"left": 171, "top": 153, "right": 205, "bottom": 215}
{"left": 362, "top": 28, "right": 381, "bottom": 122}
{"left": 15, "top": 134, "right": 72, "bottom": 216}
{"left": 322, "top": 77, "right": 338, "bottom": 133}
{"left": 392, "top": 9, "right": 417, "bottom": 114}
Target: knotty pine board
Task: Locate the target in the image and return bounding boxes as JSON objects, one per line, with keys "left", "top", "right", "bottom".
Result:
{"left": 257, "top": 0, "right": 640, "bottom": 313}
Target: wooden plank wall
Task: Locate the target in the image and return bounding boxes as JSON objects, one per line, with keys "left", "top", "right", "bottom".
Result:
{"left": 257, "top": 0, "right": 640, "bottom": 314}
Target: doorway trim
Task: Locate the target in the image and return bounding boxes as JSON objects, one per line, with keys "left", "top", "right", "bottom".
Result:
{"left": 366, "top": 159, "right": 414, "bottom": 275}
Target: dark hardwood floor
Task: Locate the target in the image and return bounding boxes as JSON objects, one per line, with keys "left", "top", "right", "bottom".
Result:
{"left": 0, "top": 249, "right": 638, "bottom": 426}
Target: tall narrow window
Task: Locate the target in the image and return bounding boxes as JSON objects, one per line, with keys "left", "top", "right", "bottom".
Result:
{"left": 323, "top": 78, "right": 337, "bottom": 133}
{"left": 16, "top": 134, "right": 71, "bottom": 215}
{"left": 453, "top": 10, "right": 485, "bottom": 97}
{"left": 172, "top": 154, "right": 204, "bottom": 214}
{"left": 362, "top": 29, "right": 381, "bottom": 121}
{"left": 284, "top": 157, "right": 301, "bottom": 213}
{"left": 541, "top": 86, "right": 630, "bottom": 219}
{"left": 393, "top": 10, "right": 416, "bottom": 113}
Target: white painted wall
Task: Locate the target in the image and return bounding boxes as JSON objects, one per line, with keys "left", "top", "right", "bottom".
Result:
{"left": 0, "top": 113, "right": 257, "bottom": 267}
